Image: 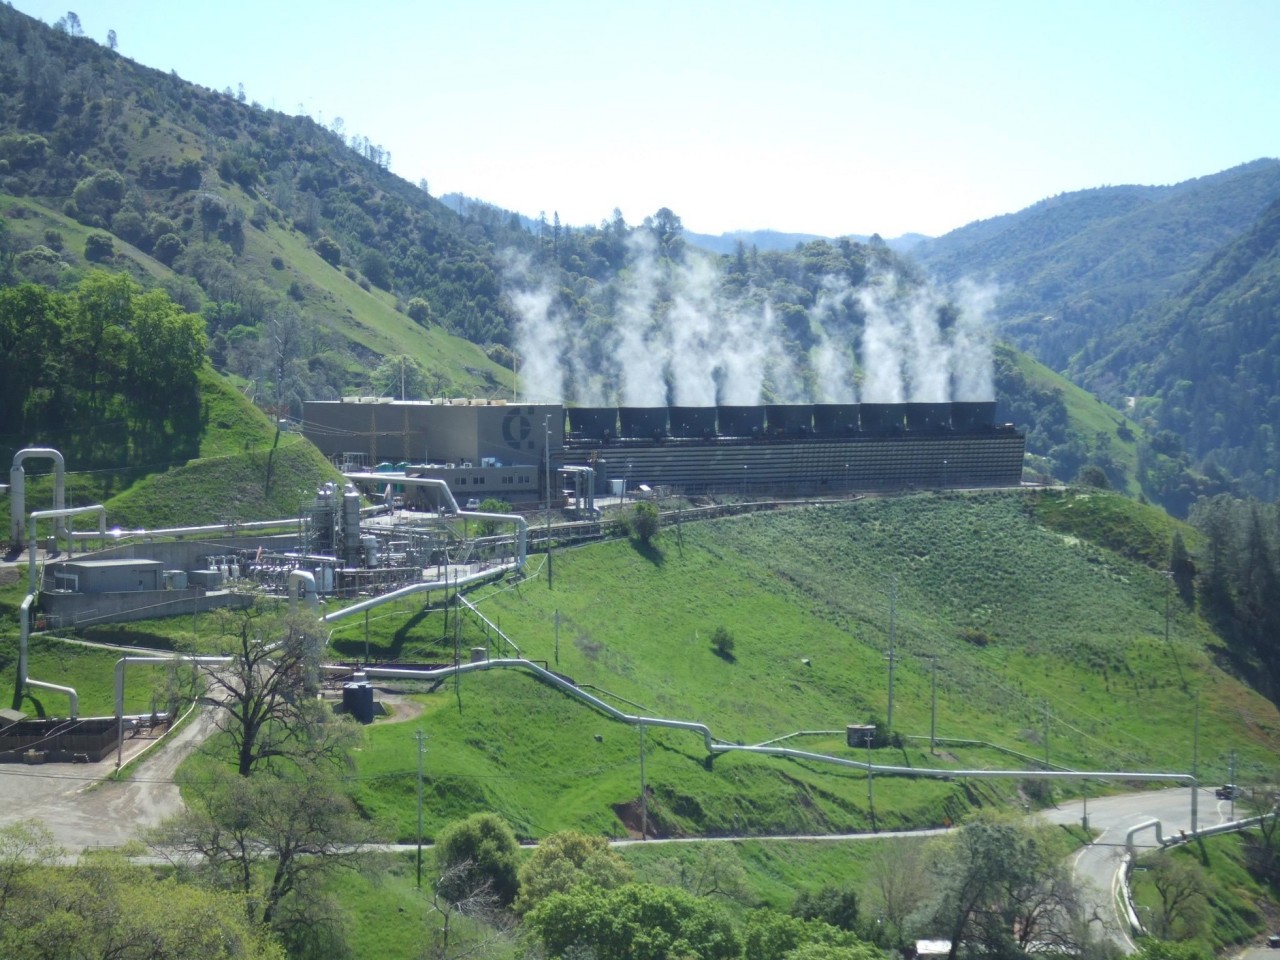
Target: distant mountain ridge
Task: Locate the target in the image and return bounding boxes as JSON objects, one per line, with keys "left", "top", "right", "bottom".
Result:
{"left": 910, "top": 158, "right": 1280, "bottom": 372}
{"left": 682, "top": 228, "right": 928, "bottom": 255}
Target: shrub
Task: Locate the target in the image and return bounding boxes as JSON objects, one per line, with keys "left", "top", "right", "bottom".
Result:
{"left": 433, "top": 812, "right": 520, "bottom": 907}
{"left": 406, "top": 296, "right": 432, "bottom": 324}
{"left": 153, "top": 233, "right": 184, "bottom": 266}
{"left": 314, "top": 235, "right": 341, "bottom": 266}
{"left": 84, "top": 232, "right": 115, "bottom": 262}
{"left": 629, "top": 501, "right": 659, "bottom": 544}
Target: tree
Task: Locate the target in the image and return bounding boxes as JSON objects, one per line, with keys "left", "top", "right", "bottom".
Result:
{"left": 360, "top": 249, "right": 392, "bottom": 289}
{"left": 106, "top": 27, "right": 117, "bottom": 50}
{"left": 313, "top": 234, "right": 341, "bottom": 266}
{"left": 153, "top": 231, "right": 184, "bottom": 265}
{"left": 930, "top": 810, "right": 1092, "bottom": 960}
{"left": 1169, "top": 532, "right": 1195, "bottom": 605}
{"left": 792, "top": 885, "right": 859, "bottom": 931}
{"left": 741, "top": 909, "right": 872, "bottom": 960}
{"left": 514, "top": 830, "right": 632, "bottom": 915}
{"left": 647, "top": 843, "right": 750, "bottom": 903}
{"left": 371, "top": 354, "right": 431, "bottom": 400}
{"left": 1, "top": 823, "right": 282, "bottom": 960}
{"left": 630, "top": 501, "right": 660, "bottom": 544}
{"left": 434, "top": 813, "right": 521, "bottom": 908}
{"left": 1147, "top": 854, "right": 1210, "bottom": 940}
{"left": 407, "top": 296, "right": 433, "bottom": 325}
{"left": 193, "top": 602, "right": 353, "bottom": 776}
{"left": 865, "top": 837, "right": 930, "bottom": 944}
{"left": 150, "top": 766, "right": 375, "bottom": 939}
{"left": 526, "top": 883, "right": 739, "bottom": 960}
{"left": 84, "top": 231, "right": 115, "bottom": 261}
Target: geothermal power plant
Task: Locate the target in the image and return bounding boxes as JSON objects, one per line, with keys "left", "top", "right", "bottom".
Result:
{"left": 302, "top": 398, "right": 1025, "bottom": 504}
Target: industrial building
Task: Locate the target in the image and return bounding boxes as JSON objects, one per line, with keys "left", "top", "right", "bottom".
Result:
{"left": 302, "top": 398, "right": 1025, "bottom": 504}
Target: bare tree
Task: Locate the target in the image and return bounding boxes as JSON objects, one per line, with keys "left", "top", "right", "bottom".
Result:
{"left": 866, "top": 837, "right": 931, "bottom": 942}
{"left": 427, "top": 859, "right": 515, "bottom": 960}
{"left": 195, "top": 602, "right": 352, "bottom": 776}
{"left": 1148, "top": 855, "right": 1210, "bottom": 939}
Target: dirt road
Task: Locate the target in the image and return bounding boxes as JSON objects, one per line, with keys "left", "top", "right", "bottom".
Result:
{"left": 0, "top": 706, "right": 214, "bottom": 851}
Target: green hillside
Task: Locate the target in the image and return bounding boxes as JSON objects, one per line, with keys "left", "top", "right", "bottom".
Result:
{"left": 308, "top": 490, "right": 1279, "bottom": 841}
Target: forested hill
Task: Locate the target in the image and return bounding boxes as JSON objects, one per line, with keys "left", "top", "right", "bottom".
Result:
{"left": 910, "top": 160, "right": 1280, "bottom": 373}
{"left": 0, "top": 3, "right": 522, "bottom": 398}
{"left": 1081, "top": 194, "right": 1280, "bottom": 502}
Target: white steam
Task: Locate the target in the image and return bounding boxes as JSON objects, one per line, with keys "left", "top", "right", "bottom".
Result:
{"left": 505, "top": 241, "right": 997, "bottom": 408}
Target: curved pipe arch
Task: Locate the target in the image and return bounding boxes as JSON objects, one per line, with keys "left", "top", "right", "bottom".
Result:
{"left": 10, "top": 448, "right": 65, "bottom": 546}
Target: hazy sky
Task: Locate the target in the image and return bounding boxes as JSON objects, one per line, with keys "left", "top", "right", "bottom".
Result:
{"left": 12, "top": 0, "right": 1278, "bottom": 238}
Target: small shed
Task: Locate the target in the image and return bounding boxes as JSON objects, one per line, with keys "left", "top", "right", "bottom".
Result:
{"left": 45, "top": 558, "right": 165, "bottom": 593}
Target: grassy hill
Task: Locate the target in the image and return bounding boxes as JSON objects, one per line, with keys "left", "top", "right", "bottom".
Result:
{"left": 200, "top": 490, "right": 1280, "bottom": 841}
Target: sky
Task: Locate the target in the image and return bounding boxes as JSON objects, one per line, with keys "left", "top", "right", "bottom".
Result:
{"left": 11, "top": 0, "right": 1279, "bottom": 239}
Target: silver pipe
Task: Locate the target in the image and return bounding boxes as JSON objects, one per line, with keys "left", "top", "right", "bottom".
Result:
{"left": 16, "top": 593, "right": 79, "bottom": 718}
{"left": 319, "top": 565, "right": 518, "bottom": 623}
{"left": 70, "top": 517, "right": 303, "bottom": 542}
{"left": 10, "top": 448, "right": 65, "bottom": 545}
{"left": 287, "top": 569, "right": 319, "bottom": 612}
{"left": 28, "top": 506, "right": 106, "bottom": 594}
{"left": 341, "top": 472, "right": 528, "bottom": 570}
{"left": 326, "top": 657, "right": 1199, "bottom": 785}
{"left": 114, "top": 654, "right": 231, "bottom": 768}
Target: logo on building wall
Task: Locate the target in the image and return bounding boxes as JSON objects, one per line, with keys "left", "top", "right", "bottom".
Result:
{"left": 502, "top": 411, "right": 532, "bottom": 450}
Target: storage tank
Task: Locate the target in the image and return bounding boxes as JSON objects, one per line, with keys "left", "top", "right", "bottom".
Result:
{"left": 668, "top": 406, "right": 717, "bottom": 439}
{"left": 906, "top": 402, "right": 952, "bottom": 433}
{"left": 765, "top": 404, "right": 813, "bottom": 435}
{"left": 618, "top": 406, "right": 668, "bottom": 439}
{"left": 951, "top": 401, "right": 997, "bottom": 432}
{"left": 342, "top": 679, "right": 375, "bottom": 724}
{"left": 716, "top": 405, "right": 764, "bottom": 436}
{"left": 568, "top": 407, "right": 617, "bottom": 440}
{"left": 362, "top": 535, "right": 379, "bottom": 567}
{"left": 860, "top": 403, "right": 905, "bottom": 435}
{"left": 813, "top": 404, "right": 859, "bottom": 435}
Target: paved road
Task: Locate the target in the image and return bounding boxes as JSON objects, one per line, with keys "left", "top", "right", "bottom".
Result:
{"left": 1039, "top": 787, "right": 1232, "bottom": 952}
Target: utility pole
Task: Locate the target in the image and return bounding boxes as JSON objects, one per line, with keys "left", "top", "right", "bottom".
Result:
{"left": 1191, "top": 695, "right": 1200, "bottom": 834}
{"left": 639, "top": 722, "right": 648, "bottom": 840}
{"left": 545, "top": 416, "right": 553, "bottom": 590}
{"left": 886, "top": 576, "right": 897, "bottom": 734}
{"left": 865, "top": 728, "right": 876, "bottom": 832}
{"left": 1229, "top": 748, "right": 1237, "bottom": 821}
{"left": 415, "top": 730, "right": 425, "bottom": 889}
{"left": 1043, "top": 700, "right": 1050, "bottom": 769}
{"left": 926, "top": 655, "right": 938, "bottom": 753}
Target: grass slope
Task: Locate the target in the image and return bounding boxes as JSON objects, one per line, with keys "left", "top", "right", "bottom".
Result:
{"left": 337, "top": 490, "right": 1280, "bottom": 841}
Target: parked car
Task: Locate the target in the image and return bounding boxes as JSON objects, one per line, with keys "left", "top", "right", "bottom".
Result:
{"left": 464, "top": 498, "right": 481, "bottom": 510}
{"left": 1215, "top": 784, "right": 1243, "bottom": 800}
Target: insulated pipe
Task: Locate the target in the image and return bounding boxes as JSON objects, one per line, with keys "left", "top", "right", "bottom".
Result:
{"left": 10, "top": 448, "right": 66, "bottom": 546}
{"left": 324, "top": 656, "right": 1201, "bottom": 786}
{"left": 341, "top": 472, "right": 528, "bottom": 569}
{"left": 320, "top": 565, "right": 518, "bottom": 623}
{"left": 114, "top": 654, "right": 232, "bottom": 768}
{"left": 287, "top": 570, "right": 319, "bottom": 612}
{"left": 14, "top": 593, "right": 79, "bottom": 718}
{"left": 27, "top": 506, "right": 106, "bottom": 595}
{"left": 69, "top": 516, "right": 303, "bottom": 543}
